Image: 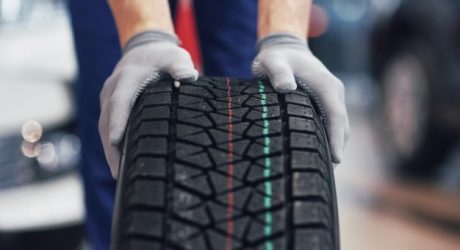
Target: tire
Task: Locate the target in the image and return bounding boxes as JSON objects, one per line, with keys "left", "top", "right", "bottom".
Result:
{"left": 374, "top": 43, "right": 456, "bottom": 180}
{"left": 111, "top": 77, "right": 339, "bottom": 250}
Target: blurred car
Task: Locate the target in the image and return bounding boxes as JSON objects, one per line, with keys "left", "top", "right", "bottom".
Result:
{"left": 0, "top": 0, "right": 84, "bottom": 249}
{"left": 370, "top": 0, "right": 460, "bottom": 180}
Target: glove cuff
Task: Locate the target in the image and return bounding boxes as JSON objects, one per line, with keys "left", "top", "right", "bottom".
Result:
{"left": 123, "top": 30, "right": 180, "bottom": 54}
{"left": 256, "top": 32, "right": 307, "bottom": 53}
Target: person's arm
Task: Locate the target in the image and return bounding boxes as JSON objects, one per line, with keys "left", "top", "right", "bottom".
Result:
{"left": 108, "top": 0, "right": 175, "bottom": 47}
{"left": 253, "top": 0, "right": 350, "bottom": 164}
{"left": 101, "top": 0, "right": 198, "bottom": 178}
{"left": 258, "top": 0, "right": 311, "bottom": 39}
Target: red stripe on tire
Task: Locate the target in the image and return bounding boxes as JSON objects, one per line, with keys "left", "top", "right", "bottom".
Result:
{"left": 225, "top": 78, "right": 235, "bottom": 250}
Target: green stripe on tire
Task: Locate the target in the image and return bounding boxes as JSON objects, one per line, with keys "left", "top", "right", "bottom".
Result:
{"left": 258, "top": 80, "right": 274, "bottom": 250}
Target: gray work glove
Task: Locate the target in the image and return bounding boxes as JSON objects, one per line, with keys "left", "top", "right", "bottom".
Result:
{"left": 252, "top": 33, "right": 350, "bottom": 164}
{"left": 99, "top": 31, "right": 198, "bottom": 178}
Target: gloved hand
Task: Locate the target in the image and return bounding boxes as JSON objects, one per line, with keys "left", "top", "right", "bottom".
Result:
{"left": 252, "top": 33, "right": 350, "bottom": 164}
{"left": 99, "top": 31, "right": 198, "bottom": 178}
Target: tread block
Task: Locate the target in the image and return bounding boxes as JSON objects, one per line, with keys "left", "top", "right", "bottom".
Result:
{"left": 254, "top": 237, "right": 286, "bottom": 250}
{"left": 209, "top": 112, "right": 232, "bottom": 125}
{"left": 228, "top": 139, "right": 250, "bottom": 157}
{"left": 246, "top": 191, "right": 270, "bottom": 213}
{"left": 216, "top": 187, "right": 251, "bottom": 210}
{"left": 173, "top": 188, "right": 202, "bottom": 210}
{"left": 208, "top": 201, "right": 235, "bottom": 222}
{"left": 170, "top": 220, "right": 201, "bottom": 242}
{"left": 133, "top": 138, "right": 168, "bottom": 156}
{"left": 143, "top": 92, "right": 172, "bottom": 106}
{"left": 177, "top": 109, "right": 204, "bottom": 120}
{"left": 140, "top": 106, "right": 170, "bottom": 119}
{"left": 208, "top": 148, "right": 234, "bottom": 166}
{"left": 290, "top": 133, "right": 322, "bottom": 150}
{"left": 231, "top": 122, "right": 251, "bottom": 136}
{"left": 179, "top": 95, "right": 205, "bottom": 105}
{"left": 176, "top": 205, "right": 211, "bottom": 226}
{"left": 180, "top": 114, "right": 214, "bottom": 127}
{"left": 255, "top": 178, "right": 285, "bottom": 205}
{"left": 256, "top": 119, "right": 282, "bottom": 133}
{"left": 217, "top": 107, "right": 250, "bottom": 119}
{"left": 179, "top": 152, "right": 213, "bottom": 169}
{"left": 208, "top": 99, "right": 232, "bottom": 110}
{"left": 246, "top": 220, "right": 266, "bottom": 243}
{"left": 180, "top": 174, "right": 213, "bottom": 196}
{"left": 289, "top": 117, "right": 317, "bottom": 133}
{"left": 245, "top": 96, "right": 278, "bottom": 106}
{"left": 205, "top": 86, "right": 228, "bottom": 98}
{"left": 291, "top": 151, "right": 328, "bottom": 178}
{"left": 180, "top": 85, "right": 215, "bottom": 98}
{"left": 145, "top": 81, "right": 172, "bottom": 93}
{"left": 177, "top": 124, "right": 203, "bottom": 137}
{"left": 174, "top": 163, "right": 202, "bottom": 182}
{"left": 287, "top": 103, "right": 314, "bottom": 118}
{"left": 210, "top": 172, "right": 242, "bottom": 194}
{"left": 242, "top": 84, "right": 263, "bottom": 94}
{"left": 246, "top": 164, "right": 282, "bottom": 183}
{"left": 294, "top": 229, "right": 332, "bottom": 250}
{"left": 231, "top": 216, "right": 251, "bottom": 240}
{"left": 138, "top": 120, "right": 169, "bottom": 136}
{"left": 255, "top": 136, "right": 283, "bottom": 153}
{"left": 246, "top": 120, "right": 281, "bottom": 137}
{"left": 292, "top": 172, "right": 330, "bottom": 201}
{"left": 232, "top": 161, "right": 251, "bottom": 180}
{"left": 126, "top": 211, "right": 163, "bottom": 237}
{"left": 217, "top": 160, "right": 251, "bottom": 180}
{"left": 293, "top": 201, "right": 331, "bottom": 226}
{"left": 285, "top": 93, "right": 312, "bottom": 106}
{"left": 208, "top": 229, "right": 241, "bottom": 249}
{"left": 127, "top": 179, "right": 165, "bottom": 208}
{"left": 245, "top": 137, "right": 282, "bottom": 158}
{"left": 179, "top": 96, "right": 214, "bottom": 111}
{"left": 246, "top": 143, "right": 265, "bottom": 158}
{"left": 245, "top": 106, "right": 280, "bottom": 121}
{"left": 175, "top": 142, "right": 203, "bottom": 157}
{"left": 185, "top": 234, "right": 208, "bottom": 250}
{"left": 182, "top": 132, "right": 213, "bottom": 146}
{"left": 129, "top": 157, "right": 167, "bottom": 179}
{"left": 255, "top": 155, "right": 284, "bottom": 173}
{"left": 255, "top": 208, "right": 286, "bottom": 234}
{"left": 209, "top": 129, "right": 231, "bottom": 144}
{"left": 123, "top": 239, "right": 161, "bottom": 250}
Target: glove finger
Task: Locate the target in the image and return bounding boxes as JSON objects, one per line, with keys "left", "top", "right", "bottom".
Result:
{"left": 98, "top": 97, "right": 120, "bottom": 178}
{"left": 109, "top": 68, "right": 160, "bottom": 145}
{"left": 167, "top": 49, "right": 199, "bottom": 82}
{"left": 99, "top": 70, "right": 125, "bottom": 177}
{"left": 328, "top": 103, "right": 348, "bottom": 164}
{"left": 261, "top": 60, "right": 297, "bottom": 93}
{"left": 100, "top": 70, "right": 122, "bottom": 110}
{"left": 314, "top": 90, "right": 347, "bottom": 163}
{"left": 299, "top": 71, "right": 349, "bottom": 163}
{"left": 106, "top": 141, "right": 121, "bottom": 178}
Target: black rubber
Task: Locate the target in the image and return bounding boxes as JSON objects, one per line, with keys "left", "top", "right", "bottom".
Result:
{"left": 111, "top": 77, "right": 339, "bottom": 250}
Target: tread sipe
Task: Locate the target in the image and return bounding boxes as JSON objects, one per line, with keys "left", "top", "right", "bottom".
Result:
{"left": 112, "top": 77, "right": 339, "bottom": 250}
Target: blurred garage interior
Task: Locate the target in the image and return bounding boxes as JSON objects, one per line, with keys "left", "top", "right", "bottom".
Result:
{"left": 0, "top": 0, "right": 459, "bottom": 250}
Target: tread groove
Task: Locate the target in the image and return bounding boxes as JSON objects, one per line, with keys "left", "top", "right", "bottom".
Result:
{"left": 164, "top": 81, "right": 179, "bottom": 249}
{"left": 279, "top": 93, "right": 294, "bottom": 250}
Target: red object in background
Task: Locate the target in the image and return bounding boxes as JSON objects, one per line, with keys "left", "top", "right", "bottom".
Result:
{"left": 309, "top": 4, "right": 329, "bottom": 38}
{"left": 175, "top": 0, "right": 202, "bottom": 71}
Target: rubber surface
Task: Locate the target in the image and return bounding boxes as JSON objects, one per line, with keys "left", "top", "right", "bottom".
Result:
{"left": 111, "top": 77, "right": 339, "bottom": 250}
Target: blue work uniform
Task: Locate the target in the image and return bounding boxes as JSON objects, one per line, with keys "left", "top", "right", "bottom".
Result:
{"left": 68, "top": 1, "right": 257, "bottom": 249}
